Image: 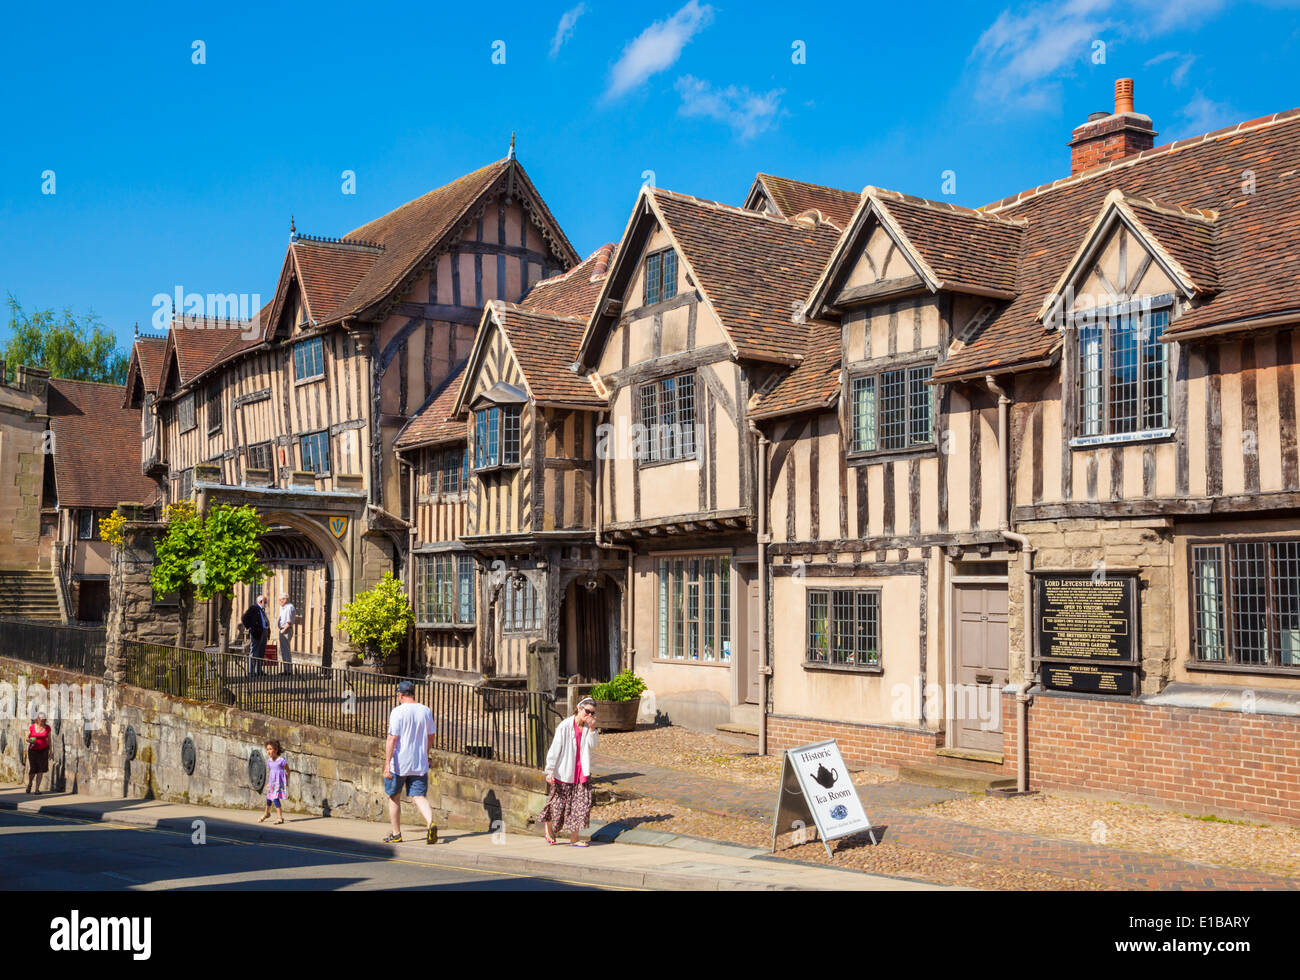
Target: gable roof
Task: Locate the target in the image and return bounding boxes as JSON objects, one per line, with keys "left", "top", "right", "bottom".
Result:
{"left": 808, "top": 188, "right": 1026, "bottom": 317}
{"left": 580, "top": 188, "right": 842, "bottom": 369}
{"left": 1034, "top": 188, "right": 1220, "bottom": 324}
{"left": 748, "top": 320, "right": 843, "bottom": 420}
{"left": 291, "top": 237, "right": 384, "bottom": 325}
{"left": 393, "top": 360, "right": 469, "bottom": 450}
{"left": 47, "top": 379, "right": 158, "bottom": 509}
{"left": 319, "top": 158, "right": 579, "bottom": 326}
{"left": 934, "top": 106, "right": 1300, "bottom": 381}
{"left": 455, "top": 302, "right": 604, "bottom": 415}
{"left": 520, "top": 244, "right": 616, "bottom": 319}
{"left": 123, "top": 334, "right": 167, "bottom": 407}
{"left": 158, "top": 316, "right": 253, "bottom": 394}
{"left": 746, "top": 174, "right": 859, "bottom": 229}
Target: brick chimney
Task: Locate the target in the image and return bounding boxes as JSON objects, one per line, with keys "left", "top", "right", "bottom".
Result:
{"left": 1069, "top": 78, "right": 1157, "bottom": 175}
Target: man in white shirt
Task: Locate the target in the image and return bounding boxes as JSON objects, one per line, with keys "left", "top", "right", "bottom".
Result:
{"left": 383, "top": 680, "right": 437, "bottom": 844}
{"left": 277, "top": 595, "right": 296, "bottom": 675}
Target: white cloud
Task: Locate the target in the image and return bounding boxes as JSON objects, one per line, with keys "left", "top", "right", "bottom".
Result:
{"left": 965, "top": 0, "right": 1258, "bottom": 111}
{"left": 550, "top": 4, "right": 587, "bottom": 59}
{"left": 674, "top": 75, "right": 784, "bottom": 141}
{"left": 1144, "top": 50, "right": 1196, "bottom": 87}
{"left": 1177, "top": 91, "right": 1238, "bottom": 136}
{"left": 605, "top": 1, "right": 714, "bottom": 100}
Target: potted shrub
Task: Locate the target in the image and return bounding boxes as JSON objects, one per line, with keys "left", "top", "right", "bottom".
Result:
{"left": 589, "top": 670, "right": 647, "bottom": 732}
{"left": 338, "top": 573, "right": 413, "bottom": 673}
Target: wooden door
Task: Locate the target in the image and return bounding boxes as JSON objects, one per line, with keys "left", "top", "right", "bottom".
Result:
{"left": 575, "top": 584, "right": 611, "bottom": 682}
{"left": 953, "top": 584, "right": 1008, "bottom": 752}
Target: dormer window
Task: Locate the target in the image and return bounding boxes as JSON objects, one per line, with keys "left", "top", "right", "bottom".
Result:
{"left": 293, "top": 337, "right": 324, "bottom": 382}
{"left": 644, "top": 249, "right": 678, "bottom": 306}
{"left": 1072, "top": 301, "right": 1171, "bottom": 444}
{"left": 474, "top": 406, "right": 521, "bottom": 469}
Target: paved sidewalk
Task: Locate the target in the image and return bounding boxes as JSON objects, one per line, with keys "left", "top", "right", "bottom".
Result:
{"left": 594, "top": 755, "right": 1300, "bottom": 890}
{"left": 0, "top": 786, "right": 945, "bottom": 891}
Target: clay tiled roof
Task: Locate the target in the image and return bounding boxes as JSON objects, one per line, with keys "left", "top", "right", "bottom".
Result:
{"left": 323, "top": 159, "right": 579, "bottom": 324}
{"left": 132, "top": 335, "right": 167, "bottom": 393}
{"left": 520, "top": 244, "right": 616, "bottom": 319}
{"left": 1121, "top": 195, "right": 1220, "bottom": 296}
{"left": 493, "top": 303, "right": 604, "bottom": 406}
{"left": 47, "top": 379, "right": 157, "bottom": 509}
{"left": 651, "top": 189, "right": 843, "bottom": 364}
{"left": 751, "top": 174, "right": 859, "bottom": 229}
{"left": 935, "top": 107, "right": 1300, "bottom": 380}
{"left": 394, "top": 361, "right": 468, "bottom": 450}
{"left": 749, "top": 320, "right": 842, "bottom": 419}
{"left": 292, "top": 239, "right": 382, "bottom": 323}
{"left": 165, "top": 317, "right": 252, "bottom": 387}
{"left": 873, "top": 191, "right": 1026, "bottom": 296}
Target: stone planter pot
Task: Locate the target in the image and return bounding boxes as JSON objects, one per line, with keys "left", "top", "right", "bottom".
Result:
{"left": 594, "top": 697, "right": 640, "bottom": 733}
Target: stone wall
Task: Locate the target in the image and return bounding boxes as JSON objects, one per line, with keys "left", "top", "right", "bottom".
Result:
{"left": 0, "top": 656, "right": 549, "bottom": 832}
{"left": 0, "top": 372, "right": 50, "bottom": 571}
{"left": 104, "top": 518, "right": 206, "bottom": 682}
{"left": 1013, "top": 517, "right": 1174, "bottom": 693}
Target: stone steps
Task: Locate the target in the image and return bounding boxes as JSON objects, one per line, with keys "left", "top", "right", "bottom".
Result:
{"left": 895, "top": 759, "right": 1017, "bottom": 794}
{"left": 0, "top": 569, "right": 62, "bottom": 621}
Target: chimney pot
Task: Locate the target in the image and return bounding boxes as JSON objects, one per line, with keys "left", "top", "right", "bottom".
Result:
{"left": 1115, "top": 78, "right": 1135, "bottom": 115}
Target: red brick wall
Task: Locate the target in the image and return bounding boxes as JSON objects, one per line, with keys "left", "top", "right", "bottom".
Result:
{"left": 766, "top": 713, "right": 941, "bottom": 768}
{"left": 1003, "top": 691, "right": 1300, "bottom": 825}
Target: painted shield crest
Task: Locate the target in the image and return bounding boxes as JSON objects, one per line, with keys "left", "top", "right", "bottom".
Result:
{"left": 328, "top": 516, "right": 348, "bottom": 539}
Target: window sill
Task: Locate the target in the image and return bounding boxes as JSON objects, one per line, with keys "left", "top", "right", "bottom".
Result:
{"left": 294, "top": 374, "right": 325, "bottom": 387}
{"left": 1185, "top": 660, "right": 1300, "bottom": 677}
{"left": 803, "top": 661, "right": 883, "bottom": 675}
{"left": 416, "top": 622, "right": 475, "bottom": 632}
{"left": 475, "top": 463, "right": 521, "bottom": 476}
{"left": 1069, "top": 428, "right": 1174, "bottom": 449}
{"left": 847, "top": 444, "right": 935, "bottom": 465}
{"left": 652, "top": 657, "right": 731, "bottom": 667}
{"left": 637, "top": 454, "right": 698, "bottom": 470}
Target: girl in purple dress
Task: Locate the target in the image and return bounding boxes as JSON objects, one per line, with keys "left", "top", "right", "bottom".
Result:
{"left": 259, "top": 740, "right": 287, "bottom": 824}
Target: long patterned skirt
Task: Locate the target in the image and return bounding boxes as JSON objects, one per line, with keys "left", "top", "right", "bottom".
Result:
{"left": 539, "top": 780, "right": 593, "bottom": 834}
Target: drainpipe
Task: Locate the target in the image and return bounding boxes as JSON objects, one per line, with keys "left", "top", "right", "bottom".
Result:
{"left": 747, "top": 419, "right": 770, "bottom": 757}
{"left": 593, "top": 410, "right": 634, "bottom": 671}
{"left": 985, "top": 375, "right": 1034, "bottom": 795}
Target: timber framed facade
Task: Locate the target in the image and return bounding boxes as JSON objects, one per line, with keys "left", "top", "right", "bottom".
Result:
{"left": 11, "top": 77, "right": 1294, "bottom": 823}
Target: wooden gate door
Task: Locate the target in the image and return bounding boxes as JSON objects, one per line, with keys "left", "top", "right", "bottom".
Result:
{"left": 575, "top": 584, "right": 611, "bottom": 682}
{"left": 954, "top": 584, "right": 1009, "bottom": 752}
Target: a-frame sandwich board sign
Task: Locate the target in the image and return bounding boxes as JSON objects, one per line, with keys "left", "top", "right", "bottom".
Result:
{"left": 771, "top": 739, "right": 877, "bottom": 859}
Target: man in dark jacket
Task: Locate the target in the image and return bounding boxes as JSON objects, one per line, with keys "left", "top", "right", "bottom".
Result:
{"left": 241, "top": 595, "right": 269, "bottom": 676}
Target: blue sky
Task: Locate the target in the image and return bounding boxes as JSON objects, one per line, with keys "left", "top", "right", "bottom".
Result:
{"left": 2, "top": 0, "right": 1298, "bottom": 352}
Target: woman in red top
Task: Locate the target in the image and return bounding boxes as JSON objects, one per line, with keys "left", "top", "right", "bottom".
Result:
{"left": 26, "top": 711, "right": 51, "bottom": 794}
{"left": 539, "top": 697, "right": 599, "bottom": 846}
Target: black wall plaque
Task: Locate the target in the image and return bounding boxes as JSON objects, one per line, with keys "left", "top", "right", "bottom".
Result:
{"left": 181, "top": 737, "right": 197, "bottom": 775}
{"left": 248, "top": 748, "right": 266, "bottom": 793}
{"left": 124, "top": 725, "right": 137, "bottom": 761}
{"left": 1042, "top": 661, "right": 1138, "bottom": 695}
{"left": 1034, "top": 572, "right": 1139, "bottom": 663}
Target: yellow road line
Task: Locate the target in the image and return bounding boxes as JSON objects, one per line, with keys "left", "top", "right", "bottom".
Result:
{"left": 5, "top": 807, "right": 641, "bottom": 890}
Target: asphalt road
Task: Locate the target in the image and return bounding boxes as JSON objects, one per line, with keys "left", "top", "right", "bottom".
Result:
{"left": 0, "top": 809, "right": 607, "bottom": 891}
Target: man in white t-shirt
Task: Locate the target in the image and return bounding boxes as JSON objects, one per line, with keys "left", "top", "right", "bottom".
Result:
{"left": 383, "top": 680, "right": 437, "bottom": 844}
{"left": 277, "top": 596, "right": 296, "bottom": 674}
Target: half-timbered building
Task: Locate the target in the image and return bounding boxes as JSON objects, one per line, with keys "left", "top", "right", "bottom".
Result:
{"left": 123, "top": 154, "right": 578, "bottom": 663}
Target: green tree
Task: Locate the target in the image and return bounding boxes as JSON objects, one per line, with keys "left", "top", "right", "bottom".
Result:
{"left": 150, "top": 500, "right": 268, "bottom": 653}
{"left": 3, "top": 294, "right": 129, "bottom": 384}
{"left": 150, "top": 501, "right": 205, "bottom": 651}
{"left": 338, "top": 573, "right": 414, "bottom": 665}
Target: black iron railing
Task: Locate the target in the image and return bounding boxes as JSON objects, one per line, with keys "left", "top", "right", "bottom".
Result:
{"left": 0, "top": 619, "right": 107, "bottom": 676}
{"left": 122, "top": 641, "right": 558, "bottom": 769}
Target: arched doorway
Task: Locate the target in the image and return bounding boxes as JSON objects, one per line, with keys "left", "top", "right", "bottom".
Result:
{"left": 557, "top": 572, "right": 621, "bottom": 682}
{"left": 230, "top": 510, "right": 351, "bottom": 668}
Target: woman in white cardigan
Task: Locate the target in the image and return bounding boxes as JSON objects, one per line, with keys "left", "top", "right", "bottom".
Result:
{"left": 540, "top": 696, "right": 600, "bottom": 845}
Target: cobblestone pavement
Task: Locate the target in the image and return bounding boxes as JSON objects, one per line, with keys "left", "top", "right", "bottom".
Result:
{"left": 594, "top": 754, "right": 1300, "bottom": 890}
